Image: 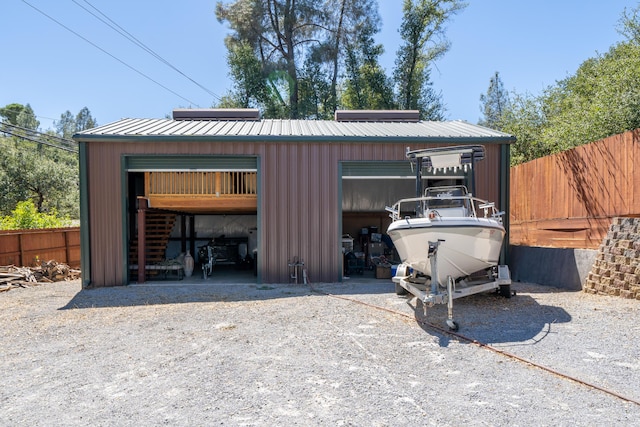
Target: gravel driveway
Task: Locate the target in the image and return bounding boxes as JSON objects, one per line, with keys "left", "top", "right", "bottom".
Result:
{"left": 1, "top": 278, "right": 639, "bottom": 426}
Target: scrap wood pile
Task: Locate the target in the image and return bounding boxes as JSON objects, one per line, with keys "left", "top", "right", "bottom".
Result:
{"left": 0, "top": 261, "right": 81, "bottom": 292}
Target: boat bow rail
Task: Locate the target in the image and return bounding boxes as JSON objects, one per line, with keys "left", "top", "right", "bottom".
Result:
{"left": 385, "top": 191, "right": 505, "bottom": 223}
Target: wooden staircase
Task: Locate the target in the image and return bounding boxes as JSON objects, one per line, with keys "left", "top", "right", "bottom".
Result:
{"left": 129, "top": 211, "right": 177, "bottom": 277}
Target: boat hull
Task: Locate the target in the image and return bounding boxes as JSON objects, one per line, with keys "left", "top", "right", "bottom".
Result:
{"left": 387, "top": 218, "right": 505, "bottom": 284}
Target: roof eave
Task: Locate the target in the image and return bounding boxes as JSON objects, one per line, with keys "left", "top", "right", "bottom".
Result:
{"left": 73, "top": 133, "right": 516, "bottom": 144}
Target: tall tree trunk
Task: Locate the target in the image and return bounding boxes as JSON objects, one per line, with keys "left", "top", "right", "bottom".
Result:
{"left": 330, "top": 0, "right": 348, "bottom": 113}
{"left": 283, "top": 0, "right": 299, "bottom": 118}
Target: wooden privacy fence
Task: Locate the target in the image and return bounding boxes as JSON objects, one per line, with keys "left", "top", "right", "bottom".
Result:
{"left": 510, "top": 129, "right": 640, "bottom": 249}
{"left": 0, "top": 227, "right": 80, "bottom": 268}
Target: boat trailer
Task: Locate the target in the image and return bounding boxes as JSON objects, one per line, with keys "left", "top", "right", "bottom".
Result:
{"left": 392, "top": 240, "right": 512, "bottom": 331}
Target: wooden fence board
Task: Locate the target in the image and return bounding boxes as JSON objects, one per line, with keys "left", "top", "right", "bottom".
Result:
{"left": 0, "top": 227, "right": 80, "bottom": 268}
{"left": 510, "top": 129, "right": 640, "bottom": 249}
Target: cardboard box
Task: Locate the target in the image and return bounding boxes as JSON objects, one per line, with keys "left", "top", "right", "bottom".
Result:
{"left": 376, "top": 265, "right": 392, "bottom": 279}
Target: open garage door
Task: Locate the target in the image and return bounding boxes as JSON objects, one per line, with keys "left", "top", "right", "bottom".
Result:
{"left": 124, "top": 155, "right": 259, "bottom": 284}
{"left": 340, "top": 161, "right": 467, "bottom": 275}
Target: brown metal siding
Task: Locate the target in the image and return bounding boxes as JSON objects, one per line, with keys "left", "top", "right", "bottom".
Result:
{"left": 474, "top": 144, "right": 501, "bottom": 208}
{"left": 85, "top": 140, "right": 503, "bottom": 287}
{"left": 87, "top": 142, "right": 125, "bottom": 286}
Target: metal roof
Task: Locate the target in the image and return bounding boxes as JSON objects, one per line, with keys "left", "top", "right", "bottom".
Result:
{"left": 74, "top": 117, "right": 515, "bottom": 144}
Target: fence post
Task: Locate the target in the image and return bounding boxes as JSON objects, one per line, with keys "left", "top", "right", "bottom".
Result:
{"left": 18, "top": 233, "right": 24, "bottom": 267}
{"left": 64, "top": 231, "right": 71, "bottom": 265}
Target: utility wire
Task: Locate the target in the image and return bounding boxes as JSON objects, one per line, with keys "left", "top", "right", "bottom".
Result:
{"left": 0, "top": 126, "right": 78, "bottom": 154}
{"left": 1, "top": 122, "right": 77, "bottom": 147}
{"left": 21, "top": 0, "right": 201, "bottom": 107}
{"left": 74, "top": 0, "right": 222, "bottom": 102}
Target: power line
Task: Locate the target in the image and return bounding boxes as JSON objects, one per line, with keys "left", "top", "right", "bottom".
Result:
{"left": 21, "top": 0, "right": 201, "bottom": 108}
{"left": 2, "top": 121, "right": 76, "bottom": 146}
{"left": 74, "top": 0, "right": 222, "bottom": 102}
{"left": 1, "top": 130, "right": 77, "bottom": 153}
{"left": 1, "top": 121, "right": 78, "bottom": 152}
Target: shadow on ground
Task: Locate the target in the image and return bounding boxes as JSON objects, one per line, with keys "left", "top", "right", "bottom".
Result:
{"left": 59, "top": 283, "right": 316, "bottom": 309}
{"left": 60, "top": 269, "right": 392, "bottom": 310}
{"left": 59, "top": 276, "right": 572, "bottom": 351}
{"left": 407, "top": 285, "right": 573, "bottom": 347}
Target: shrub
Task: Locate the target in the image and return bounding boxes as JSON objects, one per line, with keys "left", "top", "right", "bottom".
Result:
{"left": 0, "top": 200, "right": 72, "bottom": 230}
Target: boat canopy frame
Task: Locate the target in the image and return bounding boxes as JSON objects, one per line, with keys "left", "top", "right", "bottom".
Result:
{"left": 407, "top": 145, "right": 486, "bottom": 216}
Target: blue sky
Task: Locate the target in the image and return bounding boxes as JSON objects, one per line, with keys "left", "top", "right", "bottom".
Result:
{"left": 1, "top": 0, "right": 635, "bottom": 132}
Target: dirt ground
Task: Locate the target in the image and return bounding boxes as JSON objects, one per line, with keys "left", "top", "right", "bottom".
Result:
{"left": 1, "top": 278, "right": 639, "bottom": 426}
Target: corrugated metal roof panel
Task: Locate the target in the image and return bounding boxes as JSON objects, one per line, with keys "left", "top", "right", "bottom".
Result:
{"left": 75, "top": 117, "right": 515, "bottom": 142}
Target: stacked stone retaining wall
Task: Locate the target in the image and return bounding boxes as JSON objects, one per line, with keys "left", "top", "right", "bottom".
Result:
{"left": 583, "top": 217, "right": 640, "bottom": 299}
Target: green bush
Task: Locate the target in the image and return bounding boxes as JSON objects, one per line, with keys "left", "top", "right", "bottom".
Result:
{"left": 0, "top": 200, "right": 72, "bottom": 230}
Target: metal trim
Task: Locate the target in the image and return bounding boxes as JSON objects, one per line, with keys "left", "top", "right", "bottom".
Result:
{"left": 79, "top": 142, "right": 91, "bottom": 288}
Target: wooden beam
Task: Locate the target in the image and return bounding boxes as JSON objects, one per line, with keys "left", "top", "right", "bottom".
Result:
{"left": 137, "top": 197, "right": 148, "bottom": 283}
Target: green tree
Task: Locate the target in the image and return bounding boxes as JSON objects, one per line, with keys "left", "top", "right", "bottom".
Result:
{"left": 502, "top": 40, "right": 640, "bottom": 165}
{"left": 318, "top": 0, "right": 382, "bottom": 114}
{"left": 0, "top": 103, "right": 39, "bottom": 130}
{"left": 16, "top": 104, "right": 40, "bottom": 130}
{"left": 499, "top": 92, "right": 547, "bottom": 165}
{"left": 341, "top": 12, "right": 395, "bottom": 110}
{"left": 0, "top": 103, "right": 28, "bottom": 125}
{"left": 0, "top": 200, "right": 71, "bottom": 230}
{"left": 216, "top": 0, "right": 326, "bottom": 118}
{"left": 499, "top": 7, "right": 640, "bottom": 165}
{"left": 216, "top": 0, "right": 384, "bottom": 118}
{"left": 617, "top": 3, "right": 640, "bottom": 44}
{"left": 0, "top": 139, "right": 79, "bottom": 218}
{"left": 543, "top": 42, "right": 640, "bottom": 151}
{"left": 393, "top": 0, "right": 465, "bottom": 120}
{"left": 479, "top": 71, "right": 509, "bottom": 129}
{"left": 222, "top": 41, "right": 270, "bottom": 109}
{"left": 55, "top": 107, "right": 97, "bottom": 139}
{"left": 298, "top": 58, "right": 332, "bottom": 119}
{"left": 75, "top": 107, "right": 97, "bottom": 132}
{"left": 56, "top": 111, "right": 76, "bottom": 139}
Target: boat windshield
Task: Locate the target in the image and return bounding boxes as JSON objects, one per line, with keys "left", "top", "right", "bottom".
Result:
{"left": 424, "top": 187, "right": 467, "bottom": 209}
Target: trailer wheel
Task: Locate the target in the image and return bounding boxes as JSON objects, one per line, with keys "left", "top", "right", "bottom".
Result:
{"left": 395, "top": 282, "right": 409, "bottom": 295}
{"left": 499, "top": 284, "right": 512, "bottom": 299}
{"left": 446, "top": 320, "right": 459, "bottom": 331}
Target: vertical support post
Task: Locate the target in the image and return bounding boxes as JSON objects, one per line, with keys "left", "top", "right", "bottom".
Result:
{"left": 137, "top": 197, "right": 148, "bottom": 284}
{"left": 189, "top": 215, "right": 196, "bottom": 258}
{"left": 415, "top": 156, "right": 423, "bottom": 216}
{"left": 428, "top": 241, "right": 440, "bottom": 293}
{"left": 500, "top": 143, "right": 511, "bottom": 265}
{"left": 215, "top": 172, "right": 221, "bottom": 196}
{"left": 181, "top": 215, "right": 187, "bottom": 253}
{"left": 65, "top": 230, "right": 71, "bottom": 265}
{"left": 469, "top": 149, "right": 476, "bottom": 196}
{"left": 18, "top": 233, "right": 24, "bottom": 268}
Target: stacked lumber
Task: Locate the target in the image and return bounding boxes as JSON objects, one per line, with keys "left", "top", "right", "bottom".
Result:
{"left": 0, "top": 261, "right": 81, "bottom": 292}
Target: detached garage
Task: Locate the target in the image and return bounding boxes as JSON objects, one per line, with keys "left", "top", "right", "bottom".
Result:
{"left": 74, "top": 109, "right": 514, "bottom": 288}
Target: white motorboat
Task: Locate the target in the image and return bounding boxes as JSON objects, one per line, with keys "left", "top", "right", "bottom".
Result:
{"left": 385, "top": 145, "right": 511, "bottom": 330}
{"left": 386, "top": 184, "right": 506, "bottom": 284}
